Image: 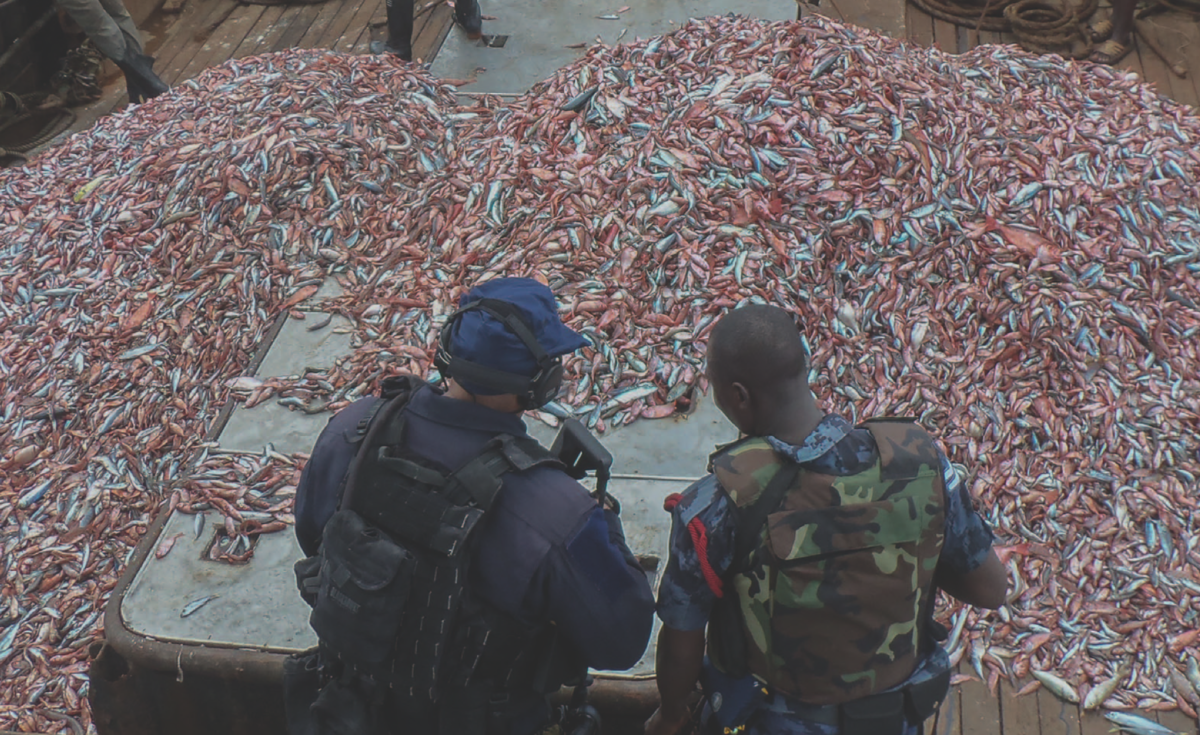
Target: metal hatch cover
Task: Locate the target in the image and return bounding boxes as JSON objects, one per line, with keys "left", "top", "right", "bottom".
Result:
{"left": 119, "top": 396, "right": 737, "bottom": 678}
{"left": 428, "top": 0, "right": 796, "bottom": 96}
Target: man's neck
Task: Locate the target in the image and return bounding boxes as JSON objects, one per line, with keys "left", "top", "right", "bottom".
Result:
{"left": 756, "top": 390, "right": 824, "bottom": 445}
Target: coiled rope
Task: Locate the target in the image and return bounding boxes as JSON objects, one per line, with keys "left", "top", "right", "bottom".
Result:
{"left": 907, "top": 0, "right": 1098, "bottom": 57}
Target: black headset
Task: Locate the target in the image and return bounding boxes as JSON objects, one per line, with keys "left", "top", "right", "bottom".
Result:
{"left": 433, "top": 298, "right": 565, "bottom": 409}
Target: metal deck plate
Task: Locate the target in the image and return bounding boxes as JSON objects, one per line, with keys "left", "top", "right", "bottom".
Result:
{"left": 430, "top": 0, "right": 796, "bottom": 96}
{"left": 121, "top": 309, "right": 736, "bottom": 677}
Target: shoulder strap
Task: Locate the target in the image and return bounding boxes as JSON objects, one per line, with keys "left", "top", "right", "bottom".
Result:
{"left": 340, "top": 376, "right": 427, "bottom": 511}
{"left": 442, "top": 434, "right": 564, "bottom": 509}
{"left": 730, "top": 461, "right": 801, "bottom": 573}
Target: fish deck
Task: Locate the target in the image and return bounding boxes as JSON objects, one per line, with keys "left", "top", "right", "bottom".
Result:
{"left": 45, "top": 2, "right": 1200, "bottom": 735}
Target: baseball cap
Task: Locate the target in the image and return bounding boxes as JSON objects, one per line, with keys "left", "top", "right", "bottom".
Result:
{"left": 444, "top": 277, "right": 588, "bottom": 396}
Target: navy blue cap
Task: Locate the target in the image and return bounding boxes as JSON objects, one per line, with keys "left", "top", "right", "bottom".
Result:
{"left": 446, "top": 277, "right": 588, "bottom": 396}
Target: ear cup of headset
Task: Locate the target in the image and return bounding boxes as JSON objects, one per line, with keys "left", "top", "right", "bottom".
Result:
{"left": 528, "top": 361, "right": 565, "bottom": 409}
{"left": 435, "top": 299, "right": 563, "bottom": 408}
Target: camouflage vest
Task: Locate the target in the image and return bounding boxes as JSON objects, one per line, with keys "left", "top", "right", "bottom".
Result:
{"left": 708, "top": 419, "right": 946, "bottom": 705}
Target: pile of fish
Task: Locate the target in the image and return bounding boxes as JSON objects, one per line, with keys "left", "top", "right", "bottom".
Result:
{"left": 2, "top": 13, "right": 1200, "bottom": 730}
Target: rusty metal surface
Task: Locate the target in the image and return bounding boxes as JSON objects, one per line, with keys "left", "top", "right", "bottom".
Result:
{"left": 89, "top": 640, "right": 288, "bottom": 735}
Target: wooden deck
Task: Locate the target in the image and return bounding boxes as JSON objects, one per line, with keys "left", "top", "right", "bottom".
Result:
{"left": 36, "top": 1, "right": 1200, "bottom": 733}
{"left": 58, "top": 0, "right": 456, "bottom": 139}
{"left": 54, "top": 0, "right": 1197, "bottom": 141}
{"left": 931, "top": 666, "right": 1198, "bottom": 735}
{"left": 900, "top": 0, "right": 1200, "bottom": 109}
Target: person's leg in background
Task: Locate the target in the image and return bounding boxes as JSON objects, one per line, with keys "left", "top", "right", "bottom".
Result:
{"left": 1089, "top": 0, "right": 1136, "bottom": 63}
{"left": 54, "top": 0, "right": 168, "bottom": 103}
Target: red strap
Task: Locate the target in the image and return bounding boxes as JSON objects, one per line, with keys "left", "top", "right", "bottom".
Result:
{"left": 687, "top": 517, "right": 724, "bottom": 598}
{"left": 664, "top": 492, "right": 723, "bottom": 598}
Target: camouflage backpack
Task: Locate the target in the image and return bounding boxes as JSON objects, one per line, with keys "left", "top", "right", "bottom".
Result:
{"left": 707, "top": 418, "right": 946, "bottom": 705}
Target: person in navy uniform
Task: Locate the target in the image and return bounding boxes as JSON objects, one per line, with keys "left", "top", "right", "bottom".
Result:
{"left": 295, "top": 277, "right": 655, "bottom": 734}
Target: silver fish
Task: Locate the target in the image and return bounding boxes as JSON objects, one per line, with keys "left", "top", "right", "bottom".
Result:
{"left": 1104, "top": 711, "right": 1184, "bottom": 735}
{"left": 180, "top": 595, "right": 219, "bottom": 618}
{"left": 1032, "top": 669, "right": 1079, "bottom": 703}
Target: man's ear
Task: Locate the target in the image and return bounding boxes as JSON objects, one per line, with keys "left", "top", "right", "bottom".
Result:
{"left": 731, "top": 382, "right": 751, "bottom": 409}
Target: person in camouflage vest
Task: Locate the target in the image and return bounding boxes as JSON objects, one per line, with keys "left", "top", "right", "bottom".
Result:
{"left": 645, "top": 305, "right": 1007, "bottom": 735}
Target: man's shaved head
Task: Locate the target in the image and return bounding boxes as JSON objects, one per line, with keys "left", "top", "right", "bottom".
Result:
{"left": 708, "top": 305, "right": 808, "bottom": 391}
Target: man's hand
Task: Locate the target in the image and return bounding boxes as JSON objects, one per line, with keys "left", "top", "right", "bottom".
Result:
{"left": 644, "top": 705, "right": 692, "bottom": 735}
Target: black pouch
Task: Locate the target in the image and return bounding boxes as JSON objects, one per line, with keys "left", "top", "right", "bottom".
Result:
{"left": 905, "top": 666, "right": 951, "bottom": 723}
{"left": 295, "top": 556, "right": 322, "bottom": 608}
{"left": 311, "top": 509, "right": 415, "bottom": 666}
{"left": 840, "top": 690, "right": 905, "bottom": 735}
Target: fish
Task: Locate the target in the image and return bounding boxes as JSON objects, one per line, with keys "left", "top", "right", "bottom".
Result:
{"left": 155, "top": 532, "right": 186, "bottom": 560}
{"left": 180, "top": 595, "right": 220, "bottom": 618}
{"left": 1187, "top": 656, "right": 1200, "bottom": 697}
{"left": 1168, "top": 666, "right": 1200, "bottom": 707}
{"left": 194, "top": 513, "right": 206, "bottom": 540}
{"left": 1104, "top": 711, "right": 1185, "bottom": 735}
{"left": 1082, "top": 662, "right": 1128, "bottom": 710}
{"left": 117, "top": 343, "right": 164, "bottom": 361}
{"left": 226, "top": 376, "right": 265, "bottom": 391}
{"left": 1031, "top": 670, "right": 1079, "bottom": 703}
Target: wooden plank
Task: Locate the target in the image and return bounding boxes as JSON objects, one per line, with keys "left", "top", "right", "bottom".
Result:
{"left": 1078, "top": 706, "right": 1112, "bottom": 735}
{"left": 1175, "top": 17, "right": 1200, "bottom": 108}
{"left": 1001, "top": 680, "right": 1042, "bottom": 735}
{"left": 1155, "top": 709, "right": 1196, "bottom": 733}
{"left": 807, "top": 1, "right": 845, "bottom": 21}
{"left": 334, "top": 0, "right": 383, "bottom": 53}
{"left": 1132, "top": 32, "right": 1176, "bottom": 100}
{"left": 1037, "top": 688, "right": 1081, "bottom": 735}
{"left": 412, "top": 5, "right": 453, "bottom": 63}
{"left": 959, "top": 669, "right": 1000, "bottom": 735}
{"left": 1148, "top": 21, "right": 1200, "bottom": 109}
{"left": 248, "top": 5, "right": 299, "bottom": 55}
{"left": 836, "top": 0, "right": 907, "bottom": 40}
{"left": 314, "top": 0, "right": 370, "bottom": 48}
{"left": 933, "top": 17, "right": 959, "bottom": 54}
{"left": 956, "top": 24, "right": 971, "bottom": 53}
{"left": 232, "top": 6, "right": 285, "bottom": 59}
{"left": 296, "top": 1, "right": 346, "bottom": 48}
{"left": 154, "top": 0, "right": 239, "bottom": 83}
{"left": 906, "top": 1, "right": 935, "bottom": 48}
{"left": 159, "top": 0, "right": 240, "bottom": 84}
{"left": 273, "top": 1, "right": 328, "bottom": 52}
{"left": 174, "top": 4, "right": 264, "bottom": 83}
{"left": 251, "top": 4, "right": 303, "bottom": 54}
{"left": 932, "top": 672, "right": 963, "bottom": 735}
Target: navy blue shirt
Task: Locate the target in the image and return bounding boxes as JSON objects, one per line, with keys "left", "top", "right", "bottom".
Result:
{"left": 295, "top": 384, "right": 656, "bottom": 677}
{"left": 657, "top": 414, "right": 995, "bottom": 735}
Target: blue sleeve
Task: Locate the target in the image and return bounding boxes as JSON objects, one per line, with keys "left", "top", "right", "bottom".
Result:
{"left": 539, "top": 507, "right": 656, "bottom": 671}
{"left": 294, "top": 459, "right": 326, "bottom": 557}
{"left": 294, "top": 397, "right": 379, "bottom": 557}
{"left": 655, "top": 475, "right": 737, "bottom": 632}
{"left": 936, "top": 450, "right": 995, "bottom": 575}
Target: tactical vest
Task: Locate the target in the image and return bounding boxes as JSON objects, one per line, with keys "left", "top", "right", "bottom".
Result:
{"left": 291, "top": 376, "right": 570, "bottom": 735}
{"left": 707, "top": 419, "right": 946, "bottom": 706}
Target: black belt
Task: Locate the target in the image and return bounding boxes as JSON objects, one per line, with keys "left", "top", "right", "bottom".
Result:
{"left": 785, "top": 668, "right": 950, "bottom": 735}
